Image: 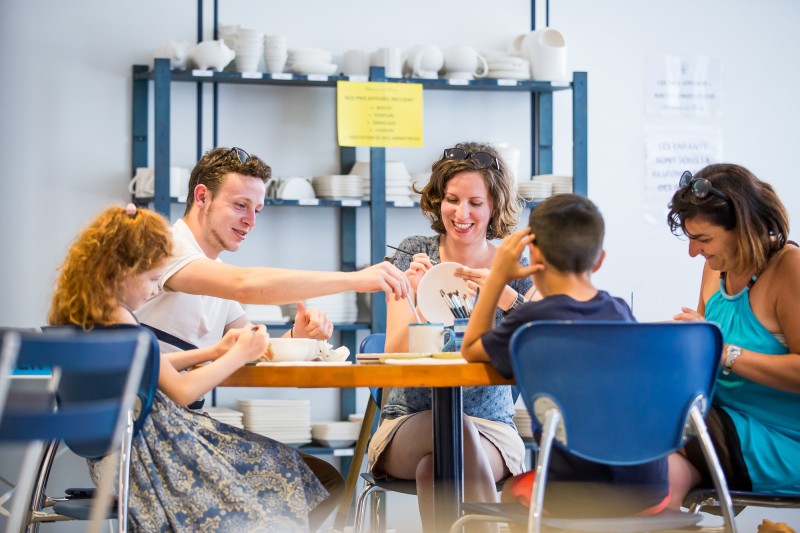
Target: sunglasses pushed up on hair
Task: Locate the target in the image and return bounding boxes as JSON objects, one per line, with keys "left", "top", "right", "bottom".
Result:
{"left": 679, "top": 170, "right": 729, "bottom": 202}
{"left": 442, "top": 147, "right": 500, "bottom": 170}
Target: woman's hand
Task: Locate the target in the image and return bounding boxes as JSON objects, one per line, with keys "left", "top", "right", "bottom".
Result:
{"left": 405, "top": 253, "right": 436, "bottom": 293}
{"left": 454, "top": 266, "right": 490, "bottom": 298}
{"left": 233, "top": 324, "right": 269, "bottom": 364}
{"left": 292, "top": 301, "right": 334, "bottom": 340}
{"left": 673, "top": 307, "right": 706, "bottom": 322}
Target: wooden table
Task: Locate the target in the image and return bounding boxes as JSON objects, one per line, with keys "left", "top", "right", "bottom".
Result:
{"left": 221, "top": 361, "right": 513, "bottom": 531}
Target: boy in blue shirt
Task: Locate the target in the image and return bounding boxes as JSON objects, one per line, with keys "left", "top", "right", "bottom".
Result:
{"left": 461, "top": 194, "right": 669, "bottom": 518}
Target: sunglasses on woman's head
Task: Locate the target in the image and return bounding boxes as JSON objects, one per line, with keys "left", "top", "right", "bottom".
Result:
{"left": 442, "top": 147, "right": 500, "bottom": 170}
{"left": 679, "top": 170, "right": 729, "bottom": 202}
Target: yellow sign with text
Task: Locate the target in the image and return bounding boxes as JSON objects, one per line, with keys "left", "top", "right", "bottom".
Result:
{"left": 337, "top": 81, "right": 423, "bottom": 147}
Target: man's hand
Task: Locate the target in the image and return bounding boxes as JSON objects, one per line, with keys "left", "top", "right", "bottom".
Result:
{"left": 293, "top": 301, "right": 333, "bottom": 340}
{"left": 351, "top": 261, "right": 411, "bottom": 301}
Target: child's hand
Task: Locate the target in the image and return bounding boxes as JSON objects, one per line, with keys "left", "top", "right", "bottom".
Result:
{"left": 673, "top": 307, "right": 705, "bottom": 322}
{"left": 216, "top": 327, "right": 242, "bottom": 358}
{"left": 405, "top": 253, "right": 435, "bottom": 293}
{"left": 234, "top": 324, "right": 269, "bottom": 363}
{"left": 490, "top": 228, "right": 542, "bottom": 282}
{"left": 293, "top": 301, "right": 333, "bottom": 340}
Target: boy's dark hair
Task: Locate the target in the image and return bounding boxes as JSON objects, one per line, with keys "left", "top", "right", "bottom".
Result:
{"left": 528, "top": 193, "right": 604, "bottom": 273}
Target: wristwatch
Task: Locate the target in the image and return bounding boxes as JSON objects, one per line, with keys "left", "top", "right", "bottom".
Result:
{"left": 503, "top": 293, "right": 526, "bottom": 316}
{"left": 722, "top": 344, "right": 742, "bottom": 375}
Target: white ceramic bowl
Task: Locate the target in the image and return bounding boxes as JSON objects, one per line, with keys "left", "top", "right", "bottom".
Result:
{"left": 416, "top": 262, "right": 470, "bottom": 326}
{"left": 264, "top": 338, "right": 317, "bottom": 362}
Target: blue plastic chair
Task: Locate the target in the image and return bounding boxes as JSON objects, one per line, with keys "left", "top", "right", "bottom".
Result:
{"left": 0, "top": 327, "right": 154, "bottom": 533}
{"left": 0, "top": 332, "right": 20, "bottom": 424}
{"left": 450, "top": 320, "right": 737, "bottom": 533}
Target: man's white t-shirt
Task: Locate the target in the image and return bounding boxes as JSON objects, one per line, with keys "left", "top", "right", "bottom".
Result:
{"left": 135, "top": 219, "right": 246, "bottom": 353}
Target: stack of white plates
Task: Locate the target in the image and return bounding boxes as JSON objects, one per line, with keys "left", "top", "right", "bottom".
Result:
{"left": 532, "top": 174, "right": 573, "bottom": 195}
{"left": 485, "top": 54, "right": 530, "bottom": 80}
{"left": 518, "top": 180, "right": 552, "bottom": 201}
{"left": 351, "top": 160, "right": 414, "bottom": 202}
{"left": 312, "top": 175, "right": 364, "bottom": 199}
{"left": 204, "top": 407, "right": 244, "bottom": 429}
{"left": 513, "top": 407, "right": 533, "bottom": 438}
{"left": 288, "top": 47, "right": 337, "bottom": 76}
{"left": 311, "top": 421, "right": 361, "bottom": 447}
{"left": 236, "top": 399, "right": 311, "bottom": 445}
{"left": 305, "top": 292, "right": 358, "bottom": 323}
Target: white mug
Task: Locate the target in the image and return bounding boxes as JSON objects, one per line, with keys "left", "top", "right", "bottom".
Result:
{"left": 408, "top": 323, "right": 456, "bottom": 353}
{"left": 128, "top": 168, "right": 155, "bottom": 198}
{"left": 344, "top": 49, "right": 371, "bottom": 77}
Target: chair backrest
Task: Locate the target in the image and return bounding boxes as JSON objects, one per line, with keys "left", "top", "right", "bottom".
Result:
{"left": 509, "top": 321, "right": 722, "bottom": 465}
{"left": 360, "top": 333, "right": 386, "bottom": 405}
{"left": 0, "top": 329, "right": 152, "bottom": 459}
{"left": 0, "top": 332, "right": 21, "bottom": 423}
{"left": 42, "top": 324, "right": 160, "bottom": 443}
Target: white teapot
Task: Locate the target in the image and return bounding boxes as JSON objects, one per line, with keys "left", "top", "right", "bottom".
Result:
{"left": 154, "top": 40, "right": 193, "bottom": 70}
{"left": 406, "top": 45, "right": 444, "bottom": 79}
{"left": 192, "top": 40, "right": 235, "bottom": 71}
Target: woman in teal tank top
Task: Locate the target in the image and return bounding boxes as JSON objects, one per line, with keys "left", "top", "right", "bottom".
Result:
{"left": 666, "top": 163, "right": 800, "bottom": 506}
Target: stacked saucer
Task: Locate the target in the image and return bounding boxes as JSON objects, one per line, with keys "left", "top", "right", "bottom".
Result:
{"left": 532, "top": 174, "right": 573, "bottom": 195}
{"left": 237, "top": 399, "right": 311, "bottom": 445}
{"left": 203, "top": 406, "right": 244, "bottom": 429}
{"left": 305, "top": 292, "right": 358, "bottom": 324}
{"left": 289, "top": 48, "right": 337, "bottom": 76}
{"left": 311, "top": 175, "right": 364, "bottom": 199}
{"left": 311, "top": 421, "right": 361, "bottom": 448}
{"left": 513, "top": 407, "right": 533, "bottom": 439}
{"left": 351, "top": 160, "right": 414, "bottom": 202}
{"left": 484, "top": 53, "right": 530, "bottom": 80}
{"left": 517, "top": 180, "right": 552, "bottom": 201}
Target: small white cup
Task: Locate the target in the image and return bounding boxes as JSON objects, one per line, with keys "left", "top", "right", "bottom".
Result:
{"left": 408, "top": 323, "right": 455, "bottom": 353}
{"left": 128, "top": 168, "right": 155, "bottom": 198}
{"left": 344, "top": 49, "right": 371, "bottom": 77}
{"left": 170, "top": 167, "right": 190, "bottom": 200}
{"left": 372, "top": 47, "right": 403, "bottom": 78}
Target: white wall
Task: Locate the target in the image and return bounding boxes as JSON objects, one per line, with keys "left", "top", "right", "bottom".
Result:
{"left": 1, "top": 0, "right": 798, "bottom": 530}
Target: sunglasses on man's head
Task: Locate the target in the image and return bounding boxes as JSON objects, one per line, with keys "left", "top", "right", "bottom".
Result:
{"left": 229, "top": 147, "right": 251, "bottom": 164}
{"left": 679, "top": 170, "right": 729, "bottom": 202}
{"left": 442, "top": 147, "right": 500, "bottom": 170}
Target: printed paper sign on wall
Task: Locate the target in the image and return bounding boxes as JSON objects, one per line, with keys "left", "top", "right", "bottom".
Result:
{"left": 645, "top": 56, "right": 723, "bottom": 117}
{"left": 337, "top": 81, "right": 423, "bottom": 147}
{"left": 644, "top": 125, "right": 723, "bottom": 225}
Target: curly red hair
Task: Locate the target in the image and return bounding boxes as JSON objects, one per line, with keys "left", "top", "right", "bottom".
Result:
{"left": 48, "top": 206, "right": 172, "bottom": 329}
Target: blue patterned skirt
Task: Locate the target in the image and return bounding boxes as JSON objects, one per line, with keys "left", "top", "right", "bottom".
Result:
{"left": 89, "top": 392, "right": 327, "bottom": 532}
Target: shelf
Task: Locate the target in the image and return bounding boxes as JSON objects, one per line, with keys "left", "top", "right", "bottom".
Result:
{"left": 133, "top": 67, "right": 575, "bottom": 93}
{"left": 134, "top": 197, "right": 541, "bottom": 209}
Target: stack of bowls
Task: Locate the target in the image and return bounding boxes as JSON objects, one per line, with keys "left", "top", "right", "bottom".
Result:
{"left": 234, "top": 27, "right": 264, "bottom": 72}
{"left": 351, "top": 161, "right": 413, "bottom": 202}
{"left": 264, "top": 35, "right": 288, "bottom": 74}
{"left": 532, "top": 174, "right": 572, "bottom": 195}
{"left": 483, "top": 51, "right": 530, "bottom": 80}
{"left": 289, "top": 48, "right": 336, "bottom": 76}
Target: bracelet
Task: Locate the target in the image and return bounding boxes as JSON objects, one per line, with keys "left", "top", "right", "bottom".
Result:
{"left": 722, "top": 344, "right": 741, "bottom": 375}
{"left": 503, "top": 292, "right": 526, "bottom": 316}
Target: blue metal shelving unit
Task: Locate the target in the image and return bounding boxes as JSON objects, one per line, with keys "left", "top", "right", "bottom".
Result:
{"left": 129, "top": 58, "right": 588, "bottom": 475}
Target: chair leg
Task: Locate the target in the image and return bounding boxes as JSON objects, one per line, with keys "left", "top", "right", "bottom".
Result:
{"left": 7, "top": 441, "right": 46, "bottom": 533}
{"left": 354, "top": 484, "right": 383, "bottom": 533}
{"left": 116, "top": 410, "right": 134, "bottom": 533}
{"left": 690, "top": 405, "right": 738, "bottom": 533}
{"left": 335, "top": 399, "right": 378, "bottom": 530}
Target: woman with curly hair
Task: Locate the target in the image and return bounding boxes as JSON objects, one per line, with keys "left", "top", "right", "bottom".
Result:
{"left": 368, "top": 142, "right": 531, "bottom": 532}
{"left": 49, "top": 205, "right": 329, "bottom": 532}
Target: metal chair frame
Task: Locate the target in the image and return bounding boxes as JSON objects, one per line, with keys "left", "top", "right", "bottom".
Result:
{"left": 0, "top": 328, "right": 153, "bottom": 533}
{"left": 450, "top": 321, "right": 738, "bottom": 533}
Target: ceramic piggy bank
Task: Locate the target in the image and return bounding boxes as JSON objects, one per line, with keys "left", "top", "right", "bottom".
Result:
{"left": 191, "top": 40, "right": 235, "bottom": 71}
{"left": 154, "top": 40, "right": 193, "bottom": 70}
